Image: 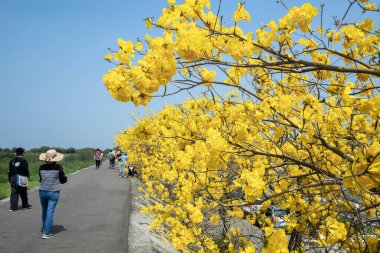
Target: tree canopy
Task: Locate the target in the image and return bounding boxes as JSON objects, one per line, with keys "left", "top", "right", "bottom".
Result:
{"left": 104, "top": 0, "right": 379, "bottom": 252}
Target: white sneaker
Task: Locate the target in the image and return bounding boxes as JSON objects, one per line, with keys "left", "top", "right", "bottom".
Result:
{"left": 42, "top": 233, "right": 54, "bottom": 239}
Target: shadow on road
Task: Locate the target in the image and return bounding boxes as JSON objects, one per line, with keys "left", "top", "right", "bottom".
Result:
{"left": 52, "top": 225, "right": 66, "bottom": 234}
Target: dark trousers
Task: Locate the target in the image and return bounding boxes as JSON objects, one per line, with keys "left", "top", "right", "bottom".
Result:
{"left": 95, "top": 160, "right": 101, "bottom": 168}
{"left": 10, "top": 185, "right": 29, "bottom": 210}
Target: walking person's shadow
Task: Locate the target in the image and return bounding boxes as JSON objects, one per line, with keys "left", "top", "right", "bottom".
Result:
{"left": 52, "top": 225, "right": 66, "bottom": 234}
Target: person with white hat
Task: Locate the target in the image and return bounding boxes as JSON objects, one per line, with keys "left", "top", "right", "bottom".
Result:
{"left": 38, "top": 149, "right": 67, "bottom": 239}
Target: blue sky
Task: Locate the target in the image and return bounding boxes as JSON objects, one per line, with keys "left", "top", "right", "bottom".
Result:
{"left": 0, "top": 0, "right": 375, "bottom": 149}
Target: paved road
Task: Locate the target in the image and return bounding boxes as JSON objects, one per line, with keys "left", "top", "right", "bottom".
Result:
{"left": 0, "top": 163, "right": 132, "bottom": 253}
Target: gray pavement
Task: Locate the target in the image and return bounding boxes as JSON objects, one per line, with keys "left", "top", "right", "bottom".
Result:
{"left": 0, "top": 163, "right": 131, "bottom": 253}
{"left": 0, "top": 162, "right": 177, "bottom": 253}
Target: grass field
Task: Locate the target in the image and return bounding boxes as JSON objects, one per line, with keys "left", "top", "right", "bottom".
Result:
{"left": 0, "top": 150, "right": 98, "bottom": 200}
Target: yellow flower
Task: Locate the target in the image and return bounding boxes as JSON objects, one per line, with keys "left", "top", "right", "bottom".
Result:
{"left": 263, "top": 228, "right": 289, "bottom": 253}
{"left": 145, "top": 18, "right": 151, "bottom": 30}
{"left": 318, "top": 217, "right": 347, "bottom": 245}
{"left": 240, "top": 242, "right": 255, "bottom": 253}
{"left": 227, "top": 208, "right": 244, "bottom": 219}
{"left": 135, "top": 41, "right": 143, "bottom": 51}
{"left": 210, "top": 214, "right": 220, "bottom": 225}
{"left": 186, "top": 203, "right": 204, "bottom": 223}
{"left": 233, "top": 3, "right": 251, "bottom": 22}
{"left": 103, "top": 53, "right": 112, "bottom": 60}
{"left": 364, "top": 236, "right": 379, "bottom": 253}
{"left": 366, "top": 141, "right": 380, "bottom": 160}
{"left": 199, "top": 68, "right": 216, "bottom": 87}
{"left": 364, "top": 3, "right": 377, "bottom": 10}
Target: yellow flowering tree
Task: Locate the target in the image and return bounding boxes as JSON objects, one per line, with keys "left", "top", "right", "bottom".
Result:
{"left": 103, "top": 0, "right": 380, "bottom": 252}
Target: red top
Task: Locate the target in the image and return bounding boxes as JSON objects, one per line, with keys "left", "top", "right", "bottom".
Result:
{"left": 94, "top": 150, "right": 102, "bottom": 160}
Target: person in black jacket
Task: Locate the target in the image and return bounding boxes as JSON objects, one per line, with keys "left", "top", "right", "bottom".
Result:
{"left": 8, "top": 147, "right": 32, "bottom": 211}
{"left": 39, "top": 149, "right": 67, "bottom": 239}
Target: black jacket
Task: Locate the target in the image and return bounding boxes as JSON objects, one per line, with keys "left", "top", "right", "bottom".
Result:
{"left": 8, "top": 156, "right": 29, "bottom": 185}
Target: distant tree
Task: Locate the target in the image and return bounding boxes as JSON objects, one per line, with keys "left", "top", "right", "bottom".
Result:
{"left": 29, "top": 148, "right": 38, "bottom": 153}
{"left": 103, "top": 148, "right": 112, "bottom": 154}
{"left": 54, "top": 147, "right": 64, "bottom": 153}
{"left": 66, "top": 147, "right": 76, "bottom": 154}
{"left": 39, "top": 146, "right": 51, "bottom": 153}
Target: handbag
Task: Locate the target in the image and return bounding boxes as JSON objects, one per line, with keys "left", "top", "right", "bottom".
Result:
{"left": 17, "top": 174, "right": 28, "bottom": 187}
{"left": 14, "top": 164, "right": 28, "bottom": 187}
{"left": 16, "top": 174, "right": 28, "bottom": 187}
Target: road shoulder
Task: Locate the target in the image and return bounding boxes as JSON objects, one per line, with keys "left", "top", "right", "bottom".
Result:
{"left": 128, "top": 178, "right": 178, "bottom": 253}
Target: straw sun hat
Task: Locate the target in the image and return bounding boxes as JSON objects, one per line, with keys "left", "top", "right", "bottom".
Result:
{"left": 39, "top": 149, "right": 64, "bottom": 162}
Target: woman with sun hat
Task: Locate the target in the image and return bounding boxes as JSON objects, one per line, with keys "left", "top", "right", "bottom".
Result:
{"left": 38, "top": 149, "right": 67, "bottom": 239}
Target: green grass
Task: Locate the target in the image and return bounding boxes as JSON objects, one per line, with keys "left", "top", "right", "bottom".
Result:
{"left": 0, "top": 150, "right": 98, "bottom": 200}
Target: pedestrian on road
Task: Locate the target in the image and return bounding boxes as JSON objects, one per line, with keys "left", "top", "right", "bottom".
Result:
{"left": 114, "top": 151, "right": 121, "bottom": 173}
{"left": 99, "top": 150, "right": 103, "bottom": 166}
{"left": 94, "top": 148, "right": 102, "bottom": 169}
{"left": 108, "top": 150, "right": 115, "bottom": 169}
{"left": 119, "top": 151, "right": 128, "bottom": 178}
{"left": 39, "top": 149, "right": 67, "bottom": 239}
{"left": 8, "top": 147, "right": 32, "bottom": 211}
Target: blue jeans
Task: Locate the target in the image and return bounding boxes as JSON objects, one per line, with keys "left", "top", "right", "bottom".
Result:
{"left": 39, "top": 190, "right": 60, "bottom": 234}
